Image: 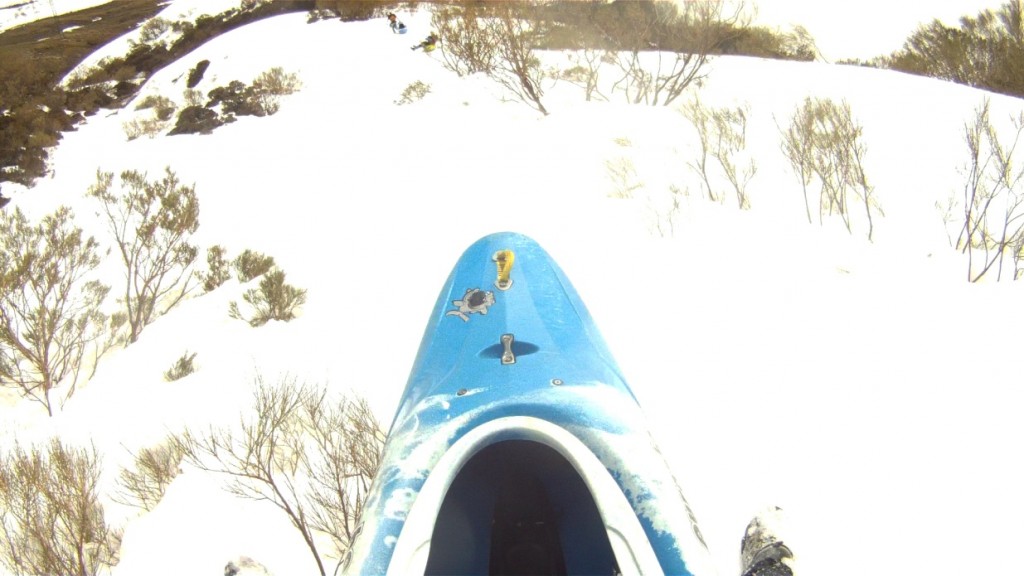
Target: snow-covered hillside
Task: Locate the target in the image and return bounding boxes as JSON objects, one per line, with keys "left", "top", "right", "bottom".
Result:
{"left": 2, "top": 3, "right": 1023, "bottom": 576}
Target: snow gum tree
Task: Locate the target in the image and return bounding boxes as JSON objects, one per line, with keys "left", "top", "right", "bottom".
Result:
{"left": 88, "top": 167, "right": 199, "bottom": 344}
{"left": 884, "top": 1, "right": 1024, "bottom": 97}
{"left": 0, "top": 206, "right": 109, "bottom": 416}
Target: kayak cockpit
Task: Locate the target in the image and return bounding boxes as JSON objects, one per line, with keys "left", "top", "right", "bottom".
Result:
{"left": 386, "top": 416, "right": 662, "bottom": 575}
{"left": 426, "top": 439, "right": 612, "bottom": 575}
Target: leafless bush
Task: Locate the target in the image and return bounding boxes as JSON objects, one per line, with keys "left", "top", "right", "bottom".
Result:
{"left": 201, "top": 245, "right": 232, "bottom": 292}
{"left": 177, "top": 376, "right": 386, "bottom": 576}
{"left": 113, "top": 438, "right": 185, "bottom": 511}
{"left": 250, "top": 67, "right": 302, "bottom": 115}
{"left": 684, "top": 97, "right": 757, "bottom": 208}
{"left": 134, "top": 95, "right": 177, "bottom": 119}
{"left": 433, "top": 4, "right": 497, "bottom": 77}
{"left": 395, "top": 80, "right": 431, "bottom": 105}
{"left": 650, "top": 184, "right": 686, "bottom": 237}
{"left": 0, "top": 440, "right": 120, "bottom": 575}
{"left": 240, "top": 0, "right": 273, "bottom": 11}
{"left": 606, "top": 157, "right": 643, "bottom": 199}
{"left": 779, "top": 97, "right": 882, "bottom": 240}
{"left": 163, "top": 351, "right": 198, "bottom": 382}
{"left": 558, "top": 49, "right": 609, "bottom": 102}
{"left": 233, "top": 249, "right": 276, "bottom": 282}
{"left": 722, "top": 24, "right": 818, "bottom": 61}
{"left": 307, "top": 8, "right": 339, "bottom": 23}
{"left": 229, "top": 268, "right": 306, "bottom": 327}
{"left": 88, "top": 167, "right": 200, "bottom": 344}
{"left": 183, "top": 88, "right": 205, "bottom": 107}
{"left": 312, "top": 0, "right": 390, "bottom": 21}
{"left": 780, "top": 100, "right": 816, "bottom": 223}
{"left": 123, "top": 117, "right": 169, "bottom": 140}
{"left": 601, "top": 0, "right": 748, "bottom": 106}
{"left": 433, "top": 3, "right": 550, "bottom": 115}
{"left": 951, "top": 98, "right": 1024, "bottom": 281}
{"left": 131, "top": 17, "right": 172, "bottom": 49}
{"left": 0, "top": 207, "right": 110, "bottom": 416}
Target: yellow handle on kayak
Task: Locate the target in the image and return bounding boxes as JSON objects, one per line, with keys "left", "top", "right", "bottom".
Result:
{"left": 493, "top": 250, "right": 514, "bottom": 290}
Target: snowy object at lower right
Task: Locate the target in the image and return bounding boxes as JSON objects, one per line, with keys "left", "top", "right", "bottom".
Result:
{"left": 741, "top": 506, "right": 795, "bottom": 576}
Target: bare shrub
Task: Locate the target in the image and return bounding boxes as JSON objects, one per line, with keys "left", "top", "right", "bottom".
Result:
{"left": 312, "top": 0, "right": 387, "bottom": 21}
{"left": 0, "top": 207, "right": 110, "bottom": 416}
{"left": 250, "top": 67, "right": 302, "bottom": 115}
{"left": 433, "top": 3, "right": 550, "bottom": 115}
{"left": 164, "top": 351, "right": 198, "bottom": 382}
{"left": 720, "top": 24, "right": 818, "bottom": 61}
{"left": 600, "top": 0, "right": 748, "bottom": 106}
{"left": 686, "top": 97, "right": 719, "bottom": 202}
{"left": 132, "top": 18, "right": 172, "bottom": 49}
{"left": 307, "top": 8, "right": 339, "bottom": 23}
{"left": 395, "top": 80, "right": 431, "bottom": 105}
{"left": 605, "top": 157, "right": 643, "bottom": 199}
{"left": 951, "top": 98, "right": 1024, "bottom": 281}
{"left": 170, "top": 68, "right": 300, "bottom": 134}
{"left": 779, "top": 25, "right": 819, "bottom": 61}
{"left": 233, "top": 249, "right": 275, "bottom": 282}
{"left": 201, "top": 245, "right": 232, "bottom": 292}
{"left": 229, "top": 268, "right": 307, "bottom": 327}
{"left": 0, "top": 440, "right": 120, "bottom": 575}
{"left": 650, "top": 184, "right": 686, "bottom": 238}
{"left": 558, "top": 49, "right": 609, "bottom": 102}
{"left": 168, "top": 105, "right": 226, "bottom": 135}
{"left": 177, "top": 377, "right": 385, "bottom": 576}
{"left": 779, "top": 97, "right": 882, "bottom": 240}
{"left": 183, "top": 88, "right": 205, "bottom": 108}
{"left": 433, "top": 4, "right": 497, "bottom": 77}
{"left": 240, "top": 0, "right": 273, "bottom": 11}
{"left": 779, "top": 100, "right": 817, "bottom": 223}
{"left": 684, "top": 97, "right": 757, "bottom": 208}
{"left": 88, "top": 167, "right": 200, "bottom": 344}
{"left": 113, "top": 438, "right": 185, "bottom": 511}
{"left": 134, "top": 95, "right": 177, "bottom": 120}
{"left": 122, "top": 117, "right": 168, "bottom": 141}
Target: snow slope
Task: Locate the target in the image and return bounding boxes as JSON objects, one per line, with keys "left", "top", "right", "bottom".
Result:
{"left": 2, "top": 4, "right": 1023, "bottom": 576}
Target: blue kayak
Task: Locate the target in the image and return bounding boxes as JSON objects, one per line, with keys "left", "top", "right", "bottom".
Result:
{"left": 344, "top": 232, "right": 715, "bottom": 575}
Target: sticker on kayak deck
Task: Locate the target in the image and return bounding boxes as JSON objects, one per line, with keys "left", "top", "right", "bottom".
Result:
{"left": 446, "top": 288, "right": 495, "bottom": 322}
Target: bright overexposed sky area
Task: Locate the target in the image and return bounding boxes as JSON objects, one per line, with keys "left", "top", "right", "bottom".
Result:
{"left": 748, "top": 0, "right": 1007, "bottom": 60}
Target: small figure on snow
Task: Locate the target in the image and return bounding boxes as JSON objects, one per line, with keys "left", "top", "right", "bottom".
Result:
{"left": 411, "top": 32, "right": 439, "bottom": 52}
{"left": 387, "top": 12, "right": 407, "bottom": 34}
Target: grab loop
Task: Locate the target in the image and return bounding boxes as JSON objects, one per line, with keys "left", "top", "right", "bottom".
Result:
{"left": 493, "top": 249, "right": 514, "bottom": 291}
